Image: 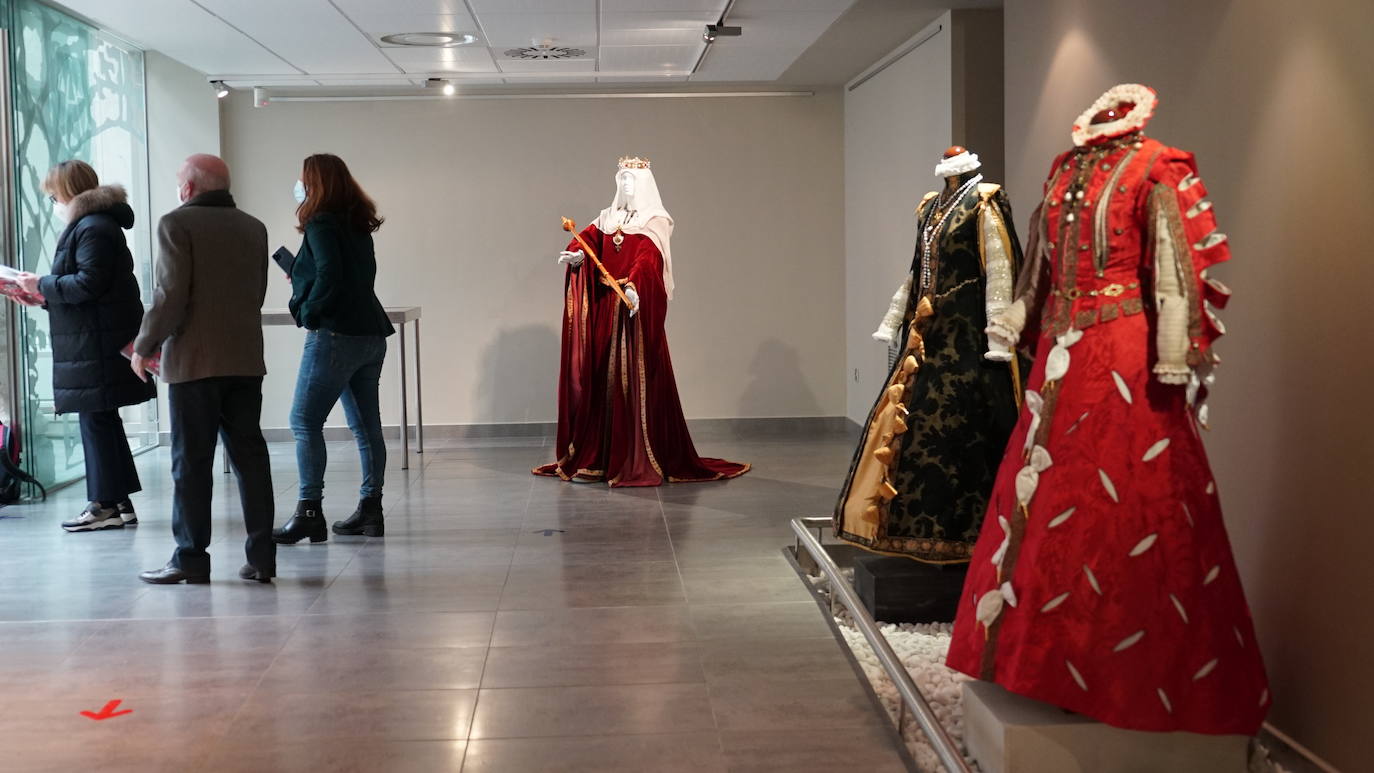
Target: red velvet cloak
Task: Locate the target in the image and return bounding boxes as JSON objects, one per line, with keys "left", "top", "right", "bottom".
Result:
{"left": 534, "top": 224, "right": 748, "bottom": 487}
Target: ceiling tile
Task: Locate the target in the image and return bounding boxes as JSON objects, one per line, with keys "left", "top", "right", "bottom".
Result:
{"left": 198, "top": 0, "right": 397, "bottom": 74}
{"left": 598, "top": 45, "right": 698, "bottom": 72}
{"left": 735, "top": 0, "right": 855, "bottom": 10}
{"left": 51, "top": 0, "right": 289, "bottom": 75}
{"left": 502, "top": 74, "right": 597, "bottom": 84}
{"left": 469, "top": 0, "right": 595, "bottom": 11}
{"left": 497, "top": 57, "right": 596, "bottom": 73}
{"left": 601, "top": 0, "right": 726, "bottom": 11}
{"left": 332, "top": 0, "right": 468, "bottom": 13}
{"left": 349, "top": 12, "right": 480, "bottom": 36}
{"left": 478, "top": 12, "right": 597, "bottom": 48}
{"left": 600, "top": 11, "right": 716, "bottom": 46}
{"left": 385, "top": 46, "right": 500, "bottom": 73}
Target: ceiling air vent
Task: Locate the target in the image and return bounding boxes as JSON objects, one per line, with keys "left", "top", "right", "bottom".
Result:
{"left": 504, "top": 45, "right": 586, "bottom": 60}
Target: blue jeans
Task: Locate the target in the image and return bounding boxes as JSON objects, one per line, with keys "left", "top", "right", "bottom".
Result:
{"left": 290, "top": 330, "right": 387, "bottom": 501}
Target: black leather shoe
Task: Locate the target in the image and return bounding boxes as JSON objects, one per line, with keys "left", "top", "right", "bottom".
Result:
{"left": 333, "top": 496, "right": 384, "bottom": 537}
{"left": 239, "top": 564, "right": 275, "bottom": 583}
{"left": 273, "top": 500, "right": 328, "bottom": 544}
{"left": 139, "top": 563, "right": 210, "bottom": 585}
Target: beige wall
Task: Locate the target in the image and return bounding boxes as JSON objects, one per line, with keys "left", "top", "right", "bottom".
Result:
{"left": 843, "top": 10, "right": 1005, "bottom": 424}
{"left": 220, "top": 90, "right": 845, "bottom": 430}
{"left": 1003, "top": 0, "right": 1374, "bottom": 767}
{"left": 145, "top": 51, "right": 221, "bottom": 427}
{"left": 844, "top": 16, "right": 954, "bottom": 423}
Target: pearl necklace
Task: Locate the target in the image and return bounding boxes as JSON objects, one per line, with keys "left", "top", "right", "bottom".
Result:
{"left": 919, "top": 174, "right": 983, "bottom": 295}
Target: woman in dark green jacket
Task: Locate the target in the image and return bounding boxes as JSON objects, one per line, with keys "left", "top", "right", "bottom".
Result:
{"left": 273, "top": 154, "right": 394, "bottom": 544}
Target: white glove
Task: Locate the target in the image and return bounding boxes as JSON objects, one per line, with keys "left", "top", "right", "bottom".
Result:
{"left": 558, "top": 250, "right": 585, "bottom": 267}
{"left": 626, "top": 287, "right": 640, "bottom": 316}
{"left": 984, "top": 339, "right": 1013, "bottom": 362}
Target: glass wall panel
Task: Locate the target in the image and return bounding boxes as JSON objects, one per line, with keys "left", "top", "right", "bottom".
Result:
{"left": 9, "top": 0, "right": 155, "bottom": 490}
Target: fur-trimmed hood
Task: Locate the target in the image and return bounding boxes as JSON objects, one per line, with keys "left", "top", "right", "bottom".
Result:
{"left": 67, "top": 184, "right": 135, "bottom": 229}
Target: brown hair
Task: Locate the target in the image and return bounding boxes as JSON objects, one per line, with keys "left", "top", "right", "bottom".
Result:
{"left": 295, "top": 154, "right": 383, "bottom": 233}
{"left": 42, "top": 160, "right": 99, "bottom": 202}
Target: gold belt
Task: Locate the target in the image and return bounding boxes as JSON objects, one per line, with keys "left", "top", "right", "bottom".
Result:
{"left": 1053, "top": 281, "right": 1140, "bottom": 300}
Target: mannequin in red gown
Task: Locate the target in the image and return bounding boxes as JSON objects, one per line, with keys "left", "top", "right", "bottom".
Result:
{"left": 534, "top": 157, "right": 748, "bottom": 487}
{"left": 946, "top": 85, "right": 1268, "bottom": 735}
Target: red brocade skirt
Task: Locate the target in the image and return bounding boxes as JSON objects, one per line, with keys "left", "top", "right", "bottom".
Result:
{"left": 946, "top": 312, "right": 1268, "bottom": 735}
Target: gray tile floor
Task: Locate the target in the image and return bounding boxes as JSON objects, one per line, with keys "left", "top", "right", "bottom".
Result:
{"left": 0, "top": 431, "right": 910, "bottom": 772}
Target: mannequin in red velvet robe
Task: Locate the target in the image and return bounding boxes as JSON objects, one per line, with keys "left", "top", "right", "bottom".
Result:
{"left": 534, "top": 157, "right": 748, "bottom": 487}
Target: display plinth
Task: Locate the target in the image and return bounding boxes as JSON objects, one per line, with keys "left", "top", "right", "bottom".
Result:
{"left": 963, "top": 681, "right": 1249, "bottom": 773}
{"left": 852, "top": 555, "right": 966, "bottom": 623}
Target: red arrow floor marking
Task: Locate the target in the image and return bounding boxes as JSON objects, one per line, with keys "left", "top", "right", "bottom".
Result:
{"left": 80, "top": 699, "right": 132, "bottom": 721}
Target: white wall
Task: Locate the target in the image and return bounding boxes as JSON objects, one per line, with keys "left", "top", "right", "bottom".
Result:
{"left": 844, "top": 16, "right": 953, "bottom": 423}
{"left": 144, "top": 50, "right": 220, "bottom": 426}
{"left": 220, "top": 90, "right": 846, "bottom": 431}
{"left": 1003, "top": 0, "right": 1374, "bottom": 767}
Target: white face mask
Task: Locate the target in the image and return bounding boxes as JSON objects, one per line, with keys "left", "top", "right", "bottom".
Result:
{"left": 175, "top": 183, "right": 186, "bottom": 204}
{"left": 293, "top": 180, "right": 307, "bottom": 204}
{"left": 52, "top": 200, "right": 70, "bottom": 222}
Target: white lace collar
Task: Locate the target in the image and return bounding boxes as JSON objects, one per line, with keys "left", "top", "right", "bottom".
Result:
{"left": 1072, "top": 84, "right": 1157, "bottom": 147}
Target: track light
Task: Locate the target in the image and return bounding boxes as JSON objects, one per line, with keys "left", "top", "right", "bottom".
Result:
{"left": 703, "top": 24, "right": 741, "bottom": 43}
{"left": 211, "top": 80, "right": 229, "bottom": 99}
{"left": 425, "top": 78, "right": 457, "bottom": 96}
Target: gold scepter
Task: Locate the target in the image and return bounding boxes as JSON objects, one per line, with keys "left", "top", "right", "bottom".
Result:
{"left": 562, "top": 216, "right": 633, "bottom": 309}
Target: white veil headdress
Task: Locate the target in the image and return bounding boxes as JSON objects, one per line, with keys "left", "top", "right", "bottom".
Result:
{"left": 593, "top": 156, "right": 675, "bottom": 299}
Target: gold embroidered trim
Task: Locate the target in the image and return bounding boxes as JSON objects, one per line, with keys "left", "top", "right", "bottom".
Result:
{"left": 1092, "top": 145, "right": 1140, "bottom": 276}
{"left": 669, "top": 462, "right": 751, "bottom": 484}
{"left": 934, "top": 276, "right": 980, "bottom": 302}
{"left": 633, "top": 313, "right": 664, "bottom": 480}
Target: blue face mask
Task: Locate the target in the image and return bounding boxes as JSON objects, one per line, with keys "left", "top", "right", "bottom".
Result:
{"left": 293, "top": 180, "right": 307, "bottom": 204}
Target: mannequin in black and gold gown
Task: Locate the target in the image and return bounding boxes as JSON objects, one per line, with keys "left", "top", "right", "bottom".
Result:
{"left": 834, "top": 147, "right": 1026, "bottom": 564}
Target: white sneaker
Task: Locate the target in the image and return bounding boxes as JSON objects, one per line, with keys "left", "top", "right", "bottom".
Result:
{"left": 116, "top": 500, "right": 139, "bottom": 526}
{"left": 61, "top": 502, "right": 125, "bottom": 532}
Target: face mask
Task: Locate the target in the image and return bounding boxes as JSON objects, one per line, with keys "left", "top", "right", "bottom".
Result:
{"left": 175, "top": 184, "right": 186, "bottom": 204}
{"left": 293, "top": 180, "right": 307, "bottom": 204}
{"left": 52, "top": 201, "right": 70, "bottom": 222}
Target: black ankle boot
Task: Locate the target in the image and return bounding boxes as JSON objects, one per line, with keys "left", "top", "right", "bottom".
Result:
{"left": 333, "top": 496, "right": 384, "bottom": 537}
{"left": 273, "top": 500, "right": 328, "bottom": 544}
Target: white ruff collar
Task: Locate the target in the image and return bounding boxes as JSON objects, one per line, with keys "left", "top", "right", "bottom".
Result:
{"left": 1072, "top": 83, "right": 1157, "bottom": 147}
{"left": 934, "top": 151, "right": 981, "bottom": 178}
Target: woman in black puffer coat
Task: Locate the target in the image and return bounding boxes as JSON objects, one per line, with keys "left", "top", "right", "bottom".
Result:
{"left": 16, "top": 160, "right": 156, "bottom": 532}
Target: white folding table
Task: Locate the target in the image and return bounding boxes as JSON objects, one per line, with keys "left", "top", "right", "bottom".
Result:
{"left": 222, "top": 306, "right": 425, "bottom": 472}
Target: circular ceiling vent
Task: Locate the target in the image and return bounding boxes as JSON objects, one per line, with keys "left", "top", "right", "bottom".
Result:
{"left": 504, "top": 45, "right": 586, "bottom": 60}
{"left": 381, "top": 32, "right": 478, "bottom": 47}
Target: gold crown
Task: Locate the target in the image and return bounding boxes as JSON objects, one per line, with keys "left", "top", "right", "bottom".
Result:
{"left": 617, "top": 155, "right": 651, "bottom": 170}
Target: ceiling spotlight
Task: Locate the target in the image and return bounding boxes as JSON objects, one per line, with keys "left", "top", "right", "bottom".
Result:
{"left": 424, "top": 78, "right": 458, "bottom": 96}
{"left": 381, "top": 32, "right": 478, "bottom": 48}
{"left": 211, "top": 80, "right": 229, "bottom": 98}
{"left": 703, "top": 24, "right": 741, "bottom": 43}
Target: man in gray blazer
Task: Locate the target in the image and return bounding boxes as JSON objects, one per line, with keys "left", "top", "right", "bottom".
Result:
{"left": 132, "top": 154, "right": 276, "bottom": 584}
